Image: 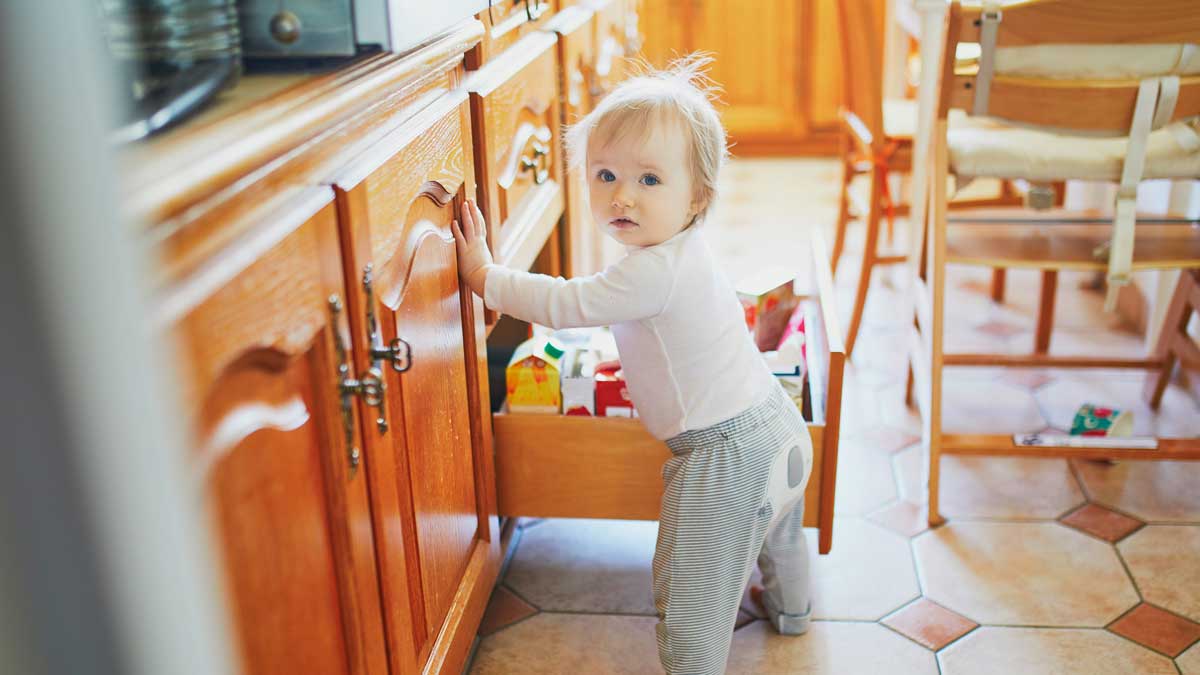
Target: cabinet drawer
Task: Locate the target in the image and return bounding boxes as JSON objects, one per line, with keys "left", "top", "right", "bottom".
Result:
{"left": 588, "top": 0, "right": 631, "bottom": 101}
{"left": 467, "top": 31, "right": 565, "bottom": 273}
{"left": 472, "top": 0, "right": 557, "bottom": 66}
{"left": 492, "top": 232, "right": 846, "bottom": 554}
{"left": 544, "top": 6, "right": 599, "bottom": 277}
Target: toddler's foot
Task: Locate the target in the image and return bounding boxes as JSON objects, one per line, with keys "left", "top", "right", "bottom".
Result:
{"left": 749, "top": 585, "right": 811, "bottom": 636}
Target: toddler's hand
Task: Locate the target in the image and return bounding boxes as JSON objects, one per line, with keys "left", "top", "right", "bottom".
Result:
{"left": 451, "top": 199, "right": 494, "bottom": 297}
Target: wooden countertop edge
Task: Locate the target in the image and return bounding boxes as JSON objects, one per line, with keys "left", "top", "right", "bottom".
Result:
{"left": 121, "top": 18, "right": 485, "bottom": 226}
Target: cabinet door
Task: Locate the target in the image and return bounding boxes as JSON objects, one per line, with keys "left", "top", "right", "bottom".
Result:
{"left": 550, "top": 7, "right": 602, "bottom": 277}
{"left": 468, "top": 31, "right": 565, "bottom": 275}
{"left": 163, "top": 190, "right": 388, "bottom": 675}
{"left": 691, "top": 0, "right": 808, "bottom": 147}
{"left": 333, "top": 91, "right": 500, "bottom": 675}
{"left": 590, "top": 0, "right": 630, "bottom": 101}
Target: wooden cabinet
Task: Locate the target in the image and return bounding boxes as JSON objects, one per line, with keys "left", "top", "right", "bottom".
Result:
{"left": 471, "top": 0, "right": 558, "bottom": 66}
{"left": 637, "top": 0, "right": 850, "bottom": 155}
{"left": 589, "top": 0, "right": 631, "bottom": 101}
{"left": 545, "top": 7, "right": 597, "bottom": 277}
{"left": 162, "top": 189, "right": 389, "bottom": 675}
{"left": 467, "top": 31, "right": 565, "bottom": 275}
{"left": 331, "top": 90, "right": 500, "bottom": 674}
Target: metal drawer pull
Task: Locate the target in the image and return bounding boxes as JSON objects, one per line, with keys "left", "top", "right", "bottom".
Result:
{"left": 520, "top": 141, "right": 550, "bottom": 185}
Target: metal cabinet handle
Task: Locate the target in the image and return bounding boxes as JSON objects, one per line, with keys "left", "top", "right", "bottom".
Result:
{"left": 520, "top": 141, "right": 550, "bottom": 185}
{"left": 328, "top": 295, "right": 362, "bottom": 472}
{"left": 525, "top": 0, "right": 547, "bottom": 22}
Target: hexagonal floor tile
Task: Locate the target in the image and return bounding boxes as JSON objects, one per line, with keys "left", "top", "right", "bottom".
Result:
{"left": 938, "top": 627, "right": 1177, "bottom": 675}
{"left": 1107, "top": 602, "right": 1200, "bottom": 658}
{"left": 997, "top": 369, "right": 1056, "bottom": 391}
{"left": 869, "top": 500, "right": 932, "bottom": 538}
{"left": 1073, "top": 459, "right": 1200, "bottom": 523}
{"left": 892, "top": 452, "right": 1084, "bottom": 520}
{"left": 727, "top": 621, "right": 938, "bottom": 674}
{"left": 478, "top": 586, "right": 537, "bottom": 636}
{"left": 807, "top": 518, "right": 920, "bottom": 621}
{"left": 1179, "top": 640, "right": 1200, "bottom": 675}
{"left": 842, "top": 426, "right": 921, "bottom": 456}
{"left": 1118, "top": 525, "right": 1200, "bottom": 622}
{"left": 881, "top": 597, "right": 979, "bottom": 651}
{"left": 833, "top": 443, "right": 899, "bottom": 516}
{"left": 934, "top": 456, "right": 1085, "bottom": 520}
{"left": 1059, "top": 503, "right": 1144, "bottom": 543}
{"left": 1036, "top": 370, "right": 1200, "bottom": 439}
{"left": 941, "top": 375, "right": 1046, "bottom": 434}
{"left": 504, "top": 519, "right": 657, "bottom": 615}
{"left": 894, "top": 445, "right": 928, "bottom": 505}
{"left": 468, "top": 613, "right": 659, "bottom": 674}
{"left": 914, "top": 521, "right": 1139, "bottom": 627}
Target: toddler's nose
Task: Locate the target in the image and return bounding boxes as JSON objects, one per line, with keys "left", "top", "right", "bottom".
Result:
{"left": 611, "top": 184, "right": 634, "bottom": 209}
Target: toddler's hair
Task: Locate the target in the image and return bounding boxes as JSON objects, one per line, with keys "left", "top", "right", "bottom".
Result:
{"left": 565, "top": 53, "right": 728, "bottom": 225}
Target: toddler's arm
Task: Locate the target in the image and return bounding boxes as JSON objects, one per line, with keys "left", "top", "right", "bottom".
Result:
{"left": 452, "top": 200, "right": 673, "bottom": 329}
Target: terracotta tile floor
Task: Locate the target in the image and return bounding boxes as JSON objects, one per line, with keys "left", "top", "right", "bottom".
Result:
{"left": 467, "top": 159, "right": 1200, "bottom": 674}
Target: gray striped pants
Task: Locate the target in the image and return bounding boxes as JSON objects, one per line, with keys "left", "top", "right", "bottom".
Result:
{"left": 653, "top": 383, "right": 813, "bottom": 674}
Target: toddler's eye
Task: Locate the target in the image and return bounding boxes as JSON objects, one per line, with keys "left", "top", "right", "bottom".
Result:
{"left": 639, "top": 174, "right": 661, "bottom": 186}
{"left": 597, "top": 169, "right": 616, "bottom": 182}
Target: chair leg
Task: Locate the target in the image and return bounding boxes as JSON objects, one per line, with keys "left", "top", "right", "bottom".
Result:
{"left": 1143, "top": 270, "right": 1199, "bottom": 409}
{"left": 990, "top": 268, "right": 1006, "bottom": 303}
{"left": 831, "top": 138, "right": 853, "bottom": 278}
{"left": 845, "top": 165, "right": 885, "bottom": 360}
{"left": 926, "top": 120, "right": 951, "bottom": 528}
{"left": 1035, "top": 270, "right": 1058, "bottom": 354}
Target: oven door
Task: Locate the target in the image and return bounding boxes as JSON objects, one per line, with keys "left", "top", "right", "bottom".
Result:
{"left": 356, "top": 0, "right": 491, "bottom": 54}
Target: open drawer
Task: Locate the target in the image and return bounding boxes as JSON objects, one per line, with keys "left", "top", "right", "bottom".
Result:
{"left": 491, "top": 231, "right": 846, "bottom": 554}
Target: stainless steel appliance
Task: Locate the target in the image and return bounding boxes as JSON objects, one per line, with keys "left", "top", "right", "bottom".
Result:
{"left": 99, "top": 0, "right": 242, "bottom": 142}
{"left": 237, "top": 0, "right": 490, "bottom": 59}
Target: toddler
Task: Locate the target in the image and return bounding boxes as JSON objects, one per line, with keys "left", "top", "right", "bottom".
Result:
{"left": 452, "top": 55, "right": 812, "bottom": 675}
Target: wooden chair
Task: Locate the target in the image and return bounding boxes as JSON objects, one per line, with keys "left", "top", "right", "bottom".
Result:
{"left": 833, "top": 0, "right": 1037, "bottom": 359}
{"left": 1145, "top": 269, "right": 1200, "bottom": 407}
{"left": 911, "top": 0, "right": 1200, "bottom": 525}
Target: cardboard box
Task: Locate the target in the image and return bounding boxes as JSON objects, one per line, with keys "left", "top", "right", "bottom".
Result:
{"left": 561, "top": 348, "right": 599, "bottom": 416}
{"left": 595, "top": 364, "right": 636, "bottom": 418}
{"left": 505, "top": 336, "right": 565, "bottom": 414}
{"left": 736, "top": 267, "right": 800, "bottom": 352}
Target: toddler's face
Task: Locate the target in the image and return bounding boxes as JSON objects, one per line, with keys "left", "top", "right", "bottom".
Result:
{"left": 586, "top": 118, "right": 702, "bottom": 248}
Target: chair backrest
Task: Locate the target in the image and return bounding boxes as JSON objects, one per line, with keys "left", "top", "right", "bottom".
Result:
{"left": 836, "top": 0, "right": 888, "bottom": 148}
{"left": 938, "top": 0, "right": 1200, "bottom": 132}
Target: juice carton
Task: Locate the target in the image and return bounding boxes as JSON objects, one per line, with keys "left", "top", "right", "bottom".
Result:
{"left": 763, "top": 332, "right": 807, "bottom": 377}
{"left": 505, "top": 335, "right": 565, "bottom": 413}
{"left": 595, "top": 363, "right": 636, "bottom": 418}
{"left": 776, "top": 302, "right": 807, "bottom": 358}
{"left": 736, "top": 266, "right": 800, "bottom": 352}
{"left": 561, "top": 347, "right": 599, "bottom": 416}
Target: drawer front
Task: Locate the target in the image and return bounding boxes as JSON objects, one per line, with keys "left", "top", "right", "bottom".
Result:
{"left": 332, "top": 91, "right": 500, "bottom": 674}
{"left": 469, "top": 31, "right": 565, "bottom": 272}
{"left": 473, "top": 0, "right": 557, "bottom": 66}
{"left": 590, "top": 0, "right": 630, "bottom": 102}
{"left": 491, "top": 231, "right": 845, "bottom": 554}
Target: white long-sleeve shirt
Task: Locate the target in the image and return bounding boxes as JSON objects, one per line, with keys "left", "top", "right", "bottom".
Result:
{"left": 485, "top": 226, "right": 775, "bottom": 440}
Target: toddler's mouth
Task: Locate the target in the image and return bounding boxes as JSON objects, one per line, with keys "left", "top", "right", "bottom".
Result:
{"left": 609, "top": 217, "right": 639, "bottom": 230}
